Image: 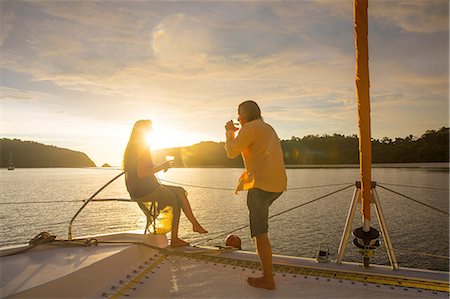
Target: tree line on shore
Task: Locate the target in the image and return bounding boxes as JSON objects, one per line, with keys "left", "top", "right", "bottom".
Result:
{"left": 153, "top": 127, "right": 449, "bottom": 167}
{"left": 1, "top": 127, "right": 448, "bottom": 168}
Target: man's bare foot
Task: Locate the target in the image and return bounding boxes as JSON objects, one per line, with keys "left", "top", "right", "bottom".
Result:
{"left": 170, "top": 238, "right": 189, "bottom": 247}
{"left": 247, "top": 276, "right": 276, "bottom": 290}
{"left": 193, "top": 223, "right": 208, "bottom": 234}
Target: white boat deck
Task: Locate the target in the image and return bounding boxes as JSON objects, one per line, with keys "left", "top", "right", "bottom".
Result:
{"left": 1, "top": 232, "right": 448, "bottom": 298}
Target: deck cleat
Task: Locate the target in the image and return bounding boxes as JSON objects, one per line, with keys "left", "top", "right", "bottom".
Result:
{"left": 352, "top": 227, "right": 380, "bottom": 267}
{"left": 316, "top": 247, "right": 330, "bottom": 263}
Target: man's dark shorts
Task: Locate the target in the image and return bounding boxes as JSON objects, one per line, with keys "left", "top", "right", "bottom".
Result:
{"left": 247, "top": 188, "right": 283, "bottom": 238}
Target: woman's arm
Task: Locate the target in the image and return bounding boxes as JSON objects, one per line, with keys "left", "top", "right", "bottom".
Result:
{"left": 136, "top": 153, "right": 173, "bottom": 178}
{"left": 152, "top": 161, "right": 173, "bottom": 173}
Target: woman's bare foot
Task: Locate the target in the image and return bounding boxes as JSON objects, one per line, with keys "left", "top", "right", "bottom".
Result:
{"left": 193, "top": 223, "right": 208, "bottom": 234}
{"left": 170, "top": 238, "right": 189, "bottom": 247}
{"left": 247, "top": 276, "right": 276, "bottom": 290}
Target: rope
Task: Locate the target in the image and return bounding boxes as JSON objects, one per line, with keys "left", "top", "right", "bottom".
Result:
{"left": 28, "top": 232, "right": 56, "bottom": 246}
{"left": 378, "top": 182, "right": 449, "bottom": 191}
{"left": 0, "top": 200, "right": 83, "bottom": 205}
{"left": 194, "top": 184, "right": 354, "bottom": 246}
{"left": 395, "top": 248, "right": 450, "bottom": 260}
{"left": 268, "top": 184, "right": 354, "bottom": 220}
{"left": 89, "top": 198, "right": 133, "bottom": 202}
{"left": 7, "top": 180, "right": 445, "bottom": 206}
{"left": 0, "top": 232, "right": 99, "bottom": 257}
{"left": 378, "top": 184, "right": 449, "bottom": 215}
{"left": 287, "top": 182, "right": 355, "bottom": 190}
{"left": 0, "top": 182, "right": 354, "bottom": 206}
{"left": 158, "top": 178, "right": 234, "bottom": 191}
{"left": 159, "top": 178, "right": 353, "bottom": 191}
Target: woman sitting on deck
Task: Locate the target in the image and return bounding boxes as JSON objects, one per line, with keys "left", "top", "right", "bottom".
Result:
{"left": 123, "top": 120, "right": 207, "bottom": 247}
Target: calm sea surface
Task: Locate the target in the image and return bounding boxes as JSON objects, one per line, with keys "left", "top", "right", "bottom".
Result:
{"left": 1, "top": 166, "right": 448, "bottom": 271}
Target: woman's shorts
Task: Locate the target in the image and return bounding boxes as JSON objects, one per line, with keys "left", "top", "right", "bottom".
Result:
{"left": 134, "top": 184, "right": 186, "bottom": 208}
{"left": 247, "top": 188, "right": 283, "bottom": 238}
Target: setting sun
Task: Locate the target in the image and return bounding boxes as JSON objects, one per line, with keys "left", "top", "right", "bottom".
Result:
{"left": 146, "top": 124, "right": 200, "bottom": 151}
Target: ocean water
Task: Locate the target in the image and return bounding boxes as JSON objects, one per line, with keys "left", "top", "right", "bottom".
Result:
{"left": 0, "top": 166, "right": 448, "bottom": 271}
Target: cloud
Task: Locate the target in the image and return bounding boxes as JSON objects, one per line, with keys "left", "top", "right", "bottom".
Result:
{"left": 371, "top": 0, "right": 449, "bottom": 34}
{"left": 0, "top": 3, "right": 15, "bottom": 46}
{"left": 0, "top": 0, "right": 447, "bottom": 151}
{"left": 0, "top": 86, "right": 55, "bottom": 102}
{"left": 30, "top": 0, "right": 155, "bottom": 31}
{"left": 309, "top": 0, "right": 448, "bottom": 33}
{"left": 3, "top": 1, "right": 443, "bottom": 103}
{"left": 152, "top": 14, "right": 214, "bottom": 66}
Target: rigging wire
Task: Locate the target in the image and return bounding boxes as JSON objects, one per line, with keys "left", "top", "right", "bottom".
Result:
{"left": 0, "top": 200, "right": 83, "bottom": 205}
{"left": 4, "top": 174, "right": 448, "bottom": 264}
{"left": 158, "top": 178, "right": 353, "bottom": 191}
{"left": 193, "top": 184, "right": 354, "bottom": 246}
{"left": 378, "top": 182, "right": 449, "bottom": 191}
{"left": 158, "top": 178, "right": 234, "bottom": 191}
{"left": 284, "top": 182, "right": 354, "bottom": 190}
{"left": 394, "top": 248, "right": 450, "bottom": 260}
{"left": 3, "top": 177, "right": 447, "bottom": 206}
{"left": 378, "top": 184, "right": 449, "bottom": 216}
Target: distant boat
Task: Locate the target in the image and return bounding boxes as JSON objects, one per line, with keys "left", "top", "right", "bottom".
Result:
{"left": 7, "top": 151, "right": 14, "bottom": 170}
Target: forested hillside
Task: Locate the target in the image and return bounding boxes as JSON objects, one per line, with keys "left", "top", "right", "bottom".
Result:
{"left": 153, "top": 127, "right": 449, "bottom": 167}
{"left": 1, "top": 139, "right": 96, "bottom": 168}
{"left": 2, "top": 127, "right": 447, "bottom": 168}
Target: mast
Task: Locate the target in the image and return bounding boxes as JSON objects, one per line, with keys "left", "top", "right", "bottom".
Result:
{"left": 338, "top": 0, "right": 398, "bottom": 269}
{"left": 354, "top": 0, "right": 371, "bottom": 232}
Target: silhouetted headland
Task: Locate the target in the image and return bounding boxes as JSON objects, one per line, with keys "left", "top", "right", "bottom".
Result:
{"left": 1, "top": 139, "right": 96, "bottom": 168}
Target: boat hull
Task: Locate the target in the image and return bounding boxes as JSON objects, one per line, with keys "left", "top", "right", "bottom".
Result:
{"left": 1, "top": 232, "right": 448, "bottom": 298}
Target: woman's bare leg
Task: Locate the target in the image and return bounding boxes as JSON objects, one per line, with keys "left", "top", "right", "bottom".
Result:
{"left": 179, "top": 195, "right": 208, "bottom": 233}
{"left": 169, "top": 205, "right": 189, "bottom": 247}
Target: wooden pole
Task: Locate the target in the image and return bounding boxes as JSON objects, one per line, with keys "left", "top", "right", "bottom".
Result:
{"left": 354, "top": 0, "right": 372, "bottom": 232}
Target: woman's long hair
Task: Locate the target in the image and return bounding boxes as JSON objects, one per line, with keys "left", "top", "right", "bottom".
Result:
{"left": 123, "top": 120, "right": 152, "bottom": 170}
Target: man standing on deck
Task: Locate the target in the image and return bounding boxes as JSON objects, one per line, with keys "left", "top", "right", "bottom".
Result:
{"left": 224, "top": 100, "right": 287, "bottom": 290}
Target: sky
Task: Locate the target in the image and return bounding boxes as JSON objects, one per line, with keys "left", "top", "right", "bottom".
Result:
{"left": 1, "top": 0, "right": 448, "bottom": 166}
